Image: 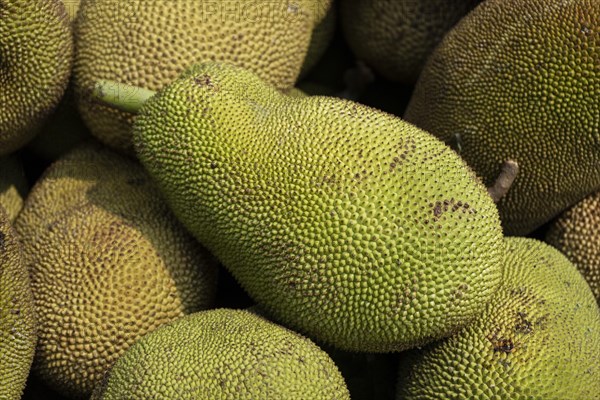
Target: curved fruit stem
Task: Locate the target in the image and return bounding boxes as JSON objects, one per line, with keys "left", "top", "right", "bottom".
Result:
{"left": 488, "top": 160, "right": 519, "bottom": 203}
{"left": 92, "top": 80, "right": 156, "bottom": 114}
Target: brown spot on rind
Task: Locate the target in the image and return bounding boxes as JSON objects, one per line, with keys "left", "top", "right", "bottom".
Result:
{"left": 515, "top": 312, "right": 533, "bottom": 334}
{"left": 193, "top": 74, "right": 219, "bottom": 91}
{"left": 488, "top": 334, "right": 516, "bottom": 353}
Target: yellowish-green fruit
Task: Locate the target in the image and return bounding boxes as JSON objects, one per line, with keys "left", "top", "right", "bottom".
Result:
{"left": 124, "top": 62, "right": 504, "bottom": 352}
{"left": 404, "top": 0, "right": 600, "bottom": 235}
{"left": 0, "top": 156, "right": 28, "bottom": 221}
{"left": 14, "top": 145, "right": 219, "bottom": 399}
{"left": 546, "top": 190, "right": 600, "bottom": 304}
{"left": 74, "top": 0, "right": 329, "bottom": 152}
{"left": 0, "top": 0, "right": 73, "bottom": 156}
{"left": 0, "top": 206, "right": 36, "bottom": 400}
{"left": 397, "top": 237, "right": 600, "bottom": 399}
{"left": 90, "top": 309, "right": 350, "bottom": 399}
{"left": 340, "top": 0, "right": 480, "bottom": 85}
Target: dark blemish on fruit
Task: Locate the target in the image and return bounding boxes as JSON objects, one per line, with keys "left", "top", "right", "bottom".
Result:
{"left": 515, "top": 311, "right": 533, "bottom": 334}
{"left": 488, "top": 334, "right": 516, "bottom": 354}
{"left": 433, "top": 202, "right": 443, "bottom": 218}
{"left": 210, "top": 162, "right": 217, "bottom": 169}
{"left": 580, "top": 24, "right": 591, "bottom": 36}
{"left": 431, "top": 199, "right": 474, "bottom": 220}
{"left": 194, "top": 74, "right": 219, "bottom": 91}
{"left": 0, "top": 231, "right": 5, "bottom": 251}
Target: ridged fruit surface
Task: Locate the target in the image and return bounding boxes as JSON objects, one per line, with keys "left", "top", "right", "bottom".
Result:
{"left": 397, "top": 238, "right": 600, "bottom": 399}
{"left": 133, "top": 62, "right": 504, "bottom": 352}
{"left": 91, "top": 309, "right": 350, "bottom": 400}
{"left": 14, "top": 145, "right": 219, "bottom": 399}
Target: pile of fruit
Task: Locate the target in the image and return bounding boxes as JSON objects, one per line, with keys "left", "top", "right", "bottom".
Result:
{"left": 1, "top": 0, "right": 599, "bottom": 399}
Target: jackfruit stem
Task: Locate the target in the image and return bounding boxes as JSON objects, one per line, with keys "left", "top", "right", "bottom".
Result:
{"left": 92, "top": 80, "right": 156, "bottom": 114}
{"left": 488, "top": 160, "right": 519, "bottom": 203}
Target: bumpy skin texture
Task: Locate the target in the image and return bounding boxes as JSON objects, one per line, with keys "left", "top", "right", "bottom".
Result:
{"left": 134, "top": 63, "right": 504, "bottom": 352}
{"left": 404, "top": 0, "right": 600, "bottom": 236}
{"left": 0, "top": 0, "right": 72, "bottom": 156}
{"left": 546, "top": 190, "right": 600, "bottom": 304}
{"left": 90, "top": 309, "right": 350, "bottom": 400}
{"left": 14, "top": 145, "right": 219, "bottom": 399}
{"left": 73, "top": 0, "right": 326, "bottom": 152}
{"left": 340, "top": 0, "right": 480, "bottom": 85}
{"left": 0, "top": 206, "right": 36, "bottom": 400}
{"left": 0, "top": 156, "right": 28, "bottom": 221}
{"left": 397, "top": 238, "right": 600, "bottom": 399}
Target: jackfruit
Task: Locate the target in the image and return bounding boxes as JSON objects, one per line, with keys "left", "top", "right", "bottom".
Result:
{"left": 397, "top": 237, "right": 600, "bottom": 399}
{"left": 546, "top": 189, "right": 600, "bottom": 304}
{"left": 97, "top": 62, "right": 504, "bottom": 352}
{"left": 90, "top": 309, "right": 350, "bottom": 399}
{"left": 14, "top": 145, "right": 219, "bottom": 399}
{"left": 0, "top": 205, "right": 36, "bottom": 400}
{"left": 74, "top": 0, "right": 332, "bottom": 152}
{"left": 0, "top": 0, "right": 72, "bottom": 156}
{"left": 340, "top": 0, "right": 480, "bottom": 85}
{"left": 404, "top": 0, "right": 600, "bottom": 236}
{"left": 0, "top": 156, "right": 28, "bottom": 221}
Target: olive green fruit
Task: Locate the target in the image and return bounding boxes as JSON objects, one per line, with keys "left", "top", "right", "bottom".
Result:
{"left": 14, "top": 145, "right": 219, "bottom": 399}
{"left": 0, "top": 156, "right": 28, "bottom": 221}
{"left": 74, "top": 0, "right": 332, "bottom": 152}
{"left": 0, "top": 206, "right": 36, "bottom": 400}
{"left": 397, "top": 237, "right": 600, "bottom": 399}
{"left": 90, "top": 309, "right": 350, "bottom": 399}
{"left": 340, "top": 0, "right": 480, "bottom": 85}
{"left": 98, "top": 62, "right": 504, "bottom": 352}
{"left": 404, "top": 0, "right": 600, "bottom": 236}
{"left": 0, "top": 0, "right": 72, "bottom": 156}
{"left": 546, "top": 189, "right": 600, "bottom": 304}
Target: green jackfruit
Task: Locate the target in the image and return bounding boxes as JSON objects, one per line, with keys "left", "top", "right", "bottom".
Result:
{"left": 74, "top": 0, "right": 331, "bottom": 152}
{"left": 90, "top": 309, "right": 350, "bottom": 399}
{"left": 341, "top": 0, "right": 480, "bottom": 85}
{"left": 97, "top": 62, "right": 504, "bottom": 352}
{"left": 0, "top": 156, "right": 28, "bottom": 221}
{"left": 0, "top": 206, "right": 36, "bottom": 400}
{"left": 546, "top": 189, "right": 600, "bottom": 304}
{"left": 404, "top": 0, "right": 600, "bottom": 235}
{"left": 397, "top": 237, "right": 600, "bottom": 399}
{"left": 0, "top": 0, "right": 72, "bottom": 156}
{"left": 14, "top": 145, "right": 219, "bottom": 399}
